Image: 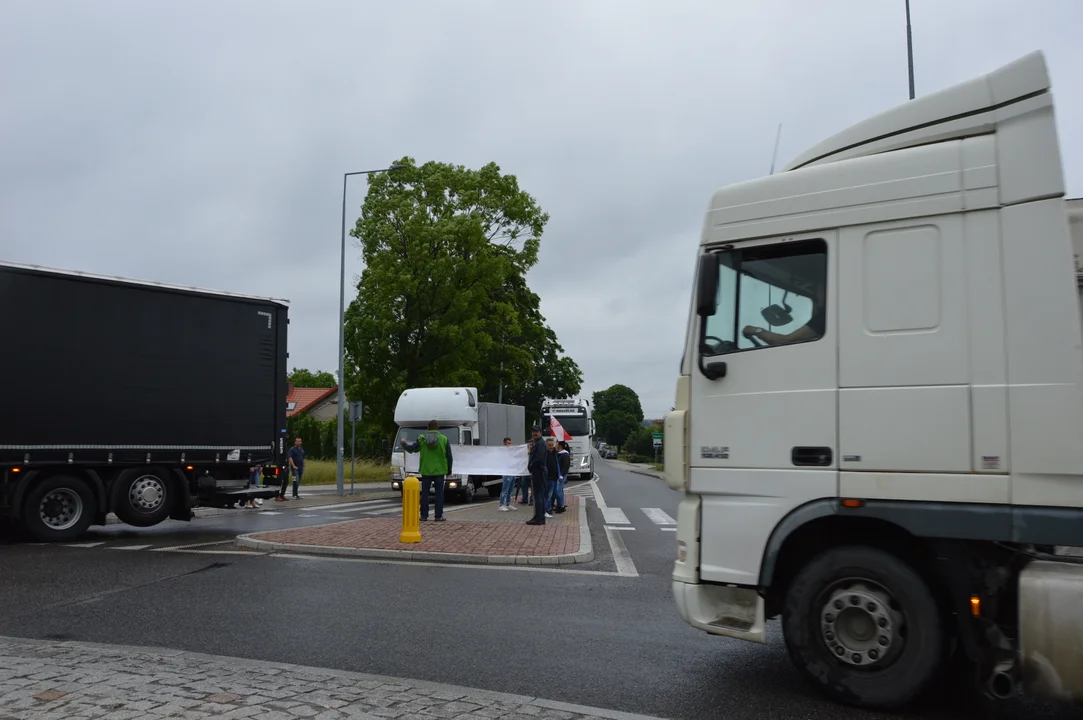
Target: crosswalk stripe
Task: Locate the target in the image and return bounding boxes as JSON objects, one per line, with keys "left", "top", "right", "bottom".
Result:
{"left": 328, "top": 503, "right": 397, "bottom": 513}
{"left": 64, "top": 542, "right": 104, "bottom": 548}
{"left": 642, "top": 508, "right": 676, "bottom": 525}
{"left": 601, "top": 508, "right": 630, "bottom": 525}
{"left": 661, "top": 528, "right": 677, "bottom": 532}
{"left": 110, "top": 545, "right": 152, "bottom": 551}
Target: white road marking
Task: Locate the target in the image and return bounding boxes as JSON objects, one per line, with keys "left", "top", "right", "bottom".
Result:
{"left": 151, "top": 540, "right": 233, "bottom": 552}
{"left": 310, "top": 499, "right": 398, "bottom": 511}
{"left": 328, "top": 503, "right": 397, "bottom": 514}
{"left": 297, "top": 513, "right": 320, "bottom": 517}
{"left": 63, "top": 542, "right": 105, "bottom": 548}
{"left": 259, "top": 511, "right": 282, "bottom": 515}
{"left": 642, "top": 508, "right": 676, "bottom": 526}
{"left": 605, "top": 526, "right": 635, "bottom": 530}
{"left": 601, "top": 507, "right": 629, "bottom": 525}
{"left": 590, "top": 479, "right": 607, "bottom": 509}
{"left": 661, "top": 528, "right": 677, "bottom": 532}
{"left": 110, "top": 545, "right": 152, "bottom": 551}
{"left": 175, "top": 549, "right": 265, "bottom": 555}
{"left": 604, "top": 526, "right": 639, "bottom": 577}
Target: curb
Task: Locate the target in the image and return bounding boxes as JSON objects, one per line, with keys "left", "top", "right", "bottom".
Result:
{"left": 235, "top": 500, "right": 594, "bottom": 567}
{"left": 0, "top": 635, "right": 671, "bottom": 720}
{"left": 628, "top": 468, "right": 664, "bottom": 480}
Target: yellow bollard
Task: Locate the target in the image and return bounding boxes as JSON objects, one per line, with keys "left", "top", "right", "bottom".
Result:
{"left": 399, "top": 476, "right": 422, "bottom": 543}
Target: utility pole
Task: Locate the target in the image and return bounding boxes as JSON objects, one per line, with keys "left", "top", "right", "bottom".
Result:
{"left": 905, "top": 0, "right": 916, "bottom": 100}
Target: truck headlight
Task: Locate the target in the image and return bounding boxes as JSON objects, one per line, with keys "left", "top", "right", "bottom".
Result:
{"left": 677, "top": 541, "right": 687, "bottom": 563}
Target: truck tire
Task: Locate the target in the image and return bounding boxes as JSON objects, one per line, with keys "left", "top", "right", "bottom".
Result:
{"left": 460, "top": 478, "right": 475, "bottom": 503}
{"left": 22, "top": 474, "right": 95, "bottom": 542}
{"left": 781, "top": 545, "right": 944, "bottom": 710}
{"left": 113, "top": 468, "right": 172, "bottom": 527}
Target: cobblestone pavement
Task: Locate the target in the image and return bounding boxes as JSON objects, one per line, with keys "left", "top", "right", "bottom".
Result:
{"left": 0, "top": 636, "right": 667, "bottom": 720}
{"left": 244, "top": 496, "right": 582, "bottom": 557}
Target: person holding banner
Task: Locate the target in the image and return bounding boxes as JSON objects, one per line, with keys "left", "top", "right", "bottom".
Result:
{"left": 399, "top": 420, "right": 453, "bottom": 522}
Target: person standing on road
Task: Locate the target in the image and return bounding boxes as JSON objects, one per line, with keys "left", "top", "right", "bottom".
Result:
{"left": 526, "top": 425, "right": 548, "bottom": 525}
{"left": 498, "top": 437, "right": 519, "bottom": 512}
{"left": 400, "top": 420, "right": 453, "bottom": 522}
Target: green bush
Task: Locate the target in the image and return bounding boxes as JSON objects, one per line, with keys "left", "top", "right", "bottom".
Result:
{"left": 285, "top": 414, "right": 392, "bottom": 462}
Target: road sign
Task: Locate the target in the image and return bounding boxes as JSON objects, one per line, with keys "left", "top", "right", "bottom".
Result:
{"left": 349, "top": 401, "right": 363, "bottom": 422}
{"left": 652, "top": 432, "right": 663, "bottom": 447}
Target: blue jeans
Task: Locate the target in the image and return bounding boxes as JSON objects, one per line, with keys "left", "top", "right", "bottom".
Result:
{"left": 291, "top": 468, "right": 303, "bottom": 496}
{"left": 499, "top": 476, "right": 516, "bottom": 506}
{"left": 249, "top": 467, "right": 262, "bottom": 487}
{"left": 549, "top": 476, "right": 565, "bottom": 509}
{"left": 420, "top": 476, "right": 445, "bottom": 520}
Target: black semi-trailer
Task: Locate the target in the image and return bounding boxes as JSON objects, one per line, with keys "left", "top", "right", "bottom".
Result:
{"left": 0, "top": 261, "right": 290, "bottom": 542}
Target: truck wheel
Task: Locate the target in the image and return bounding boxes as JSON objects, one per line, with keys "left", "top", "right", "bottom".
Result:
{"left": 782, "top": 545, "right": 944, "bottom": 710}
{"left": 460, "top": 479, "right": 475, "bottom": 504}
{"left": 23, "top": 474, "right": 95, "bottom": 542}
{"left": 114, "top": 468, "right": 172, "bottom": 527}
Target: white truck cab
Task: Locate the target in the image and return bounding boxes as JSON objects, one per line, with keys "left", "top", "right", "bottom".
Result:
{"left": 666, "top": 51, "right": 1083, "bottom": 710}
{"left": 540, "top": 397, "right": 596, "bottom": 480}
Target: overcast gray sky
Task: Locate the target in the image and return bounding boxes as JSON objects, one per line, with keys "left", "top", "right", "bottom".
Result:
{"left": 2, "top": 0, "right": 1080, "bottom": 417}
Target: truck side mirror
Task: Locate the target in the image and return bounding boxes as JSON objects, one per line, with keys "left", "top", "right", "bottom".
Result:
{"left": 696, "top": 254, "right": 718, "bottom": 317}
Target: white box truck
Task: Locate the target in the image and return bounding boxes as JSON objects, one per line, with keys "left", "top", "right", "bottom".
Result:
{"left": 390, "top": 387, "right": 525, "bottom": 502}
{"left": 665, "top": 51, "right": 1083, "bottom": 710}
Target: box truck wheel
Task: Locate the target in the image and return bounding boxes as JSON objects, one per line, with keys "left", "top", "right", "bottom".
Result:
{"left": 781, "top": 545, "right": 944, "bottom": 710}
{"left": 23, "top": 474, "right": 95, "bottom": 542}
{"left": 460, "top": 478, "right": 475, "bottom": 503}
{"left": 113, "top": 468, "right": 172, "bottom": 527}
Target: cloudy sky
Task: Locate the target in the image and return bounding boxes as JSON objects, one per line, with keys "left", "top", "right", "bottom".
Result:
{"left": 2, "top": 0, "right": 1081, "bottom": 418}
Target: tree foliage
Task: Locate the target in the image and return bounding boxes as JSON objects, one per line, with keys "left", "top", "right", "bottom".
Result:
{"left": 343, "top": 157, "right": 582, "bottom": 435}
{"left": 593, "top": 384, "right": 644, "bottom": 448}
{"left": 288, "top": 368, "right": 336, "bottom": 388}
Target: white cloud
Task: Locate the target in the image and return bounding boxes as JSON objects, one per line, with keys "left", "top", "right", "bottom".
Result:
{"left": 1, "top": 0, "right": 1080, "bottom": 418}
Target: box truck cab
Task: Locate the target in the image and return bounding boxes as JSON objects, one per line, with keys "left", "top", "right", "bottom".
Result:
{"left": 665, "top": 51, "right": 1083, "bottom": 709}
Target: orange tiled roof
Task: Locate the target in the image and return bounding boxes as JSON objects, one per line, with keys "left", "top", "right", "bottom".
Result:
{"left": 287, "top": 385, "right": 338, "bottom": 417}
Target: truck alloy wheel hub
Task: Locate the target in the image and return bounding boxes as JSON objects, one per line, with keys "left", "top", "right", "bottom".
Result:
{"left": 39, "top": 488, "right": 82, "bottom": 530}
{"left": 130, "top": 476, "right": 165, "bottom": 511}
{"left": 820, "top": 583, "right": 898, "bottom": 667}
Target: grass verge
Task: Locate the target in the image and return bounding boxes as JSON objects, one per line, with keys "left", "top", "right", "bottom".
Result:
{"left": 297, "top": 458, "right": 390, "bottom": 486}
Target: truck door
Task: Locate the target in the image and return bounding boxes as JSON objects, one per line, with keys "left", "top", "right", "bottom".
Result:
{"left": 690, "top": 234, "right": 838, "bottom": 585}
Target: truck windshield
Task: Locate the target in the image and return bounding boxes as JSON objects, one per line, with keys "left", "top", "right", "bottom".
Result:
{"left": 541, "top": 416, "right": 591, "bottom": 437}
{"left": 395, "top": 426, "right": 461, "bottom": 446}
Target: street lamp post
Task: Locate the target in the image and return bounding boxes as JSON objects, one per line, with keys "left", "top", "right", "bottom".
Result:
{"left": 338, "top": 164, "right": 404, "bottom": 497}
{"left": 905, "top": 0, "right": 916, "bottom": 100}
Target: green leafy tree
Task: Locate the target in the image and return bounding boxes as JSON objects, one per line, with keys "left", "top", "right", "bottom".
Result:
{"left": 601, "top": 410, "right": 640, "bottom": 450}
{"left": 343, "top": 157, "right": 580, "bottom": 435}
{"left": 288, "top": 368, "right": 336, "bottom": 388}
{"left": 593, "top": 384, "right": 644, "bottom": 446}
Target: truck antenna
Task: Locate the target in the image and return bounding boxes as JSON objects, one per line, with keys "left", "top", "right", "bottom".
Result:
{"left": 769, "top": 123, "right": 783, "bottom": 175}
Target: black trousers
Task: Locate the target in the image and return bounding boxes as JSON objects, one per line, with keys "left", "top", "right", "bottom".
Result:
{"left": 420, "top": 475, "right": 445, "bottom": 520}
{"left": 531, "top": 470, "right": 547, "bottom": 523}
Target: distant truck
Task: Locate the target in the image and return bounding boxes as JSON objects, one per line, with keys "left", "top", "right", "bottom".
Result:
{"left": 390, "top": 387, "right": 525, "bottom": 502}
{"left": 540, "top": 397, "right": 595, "bottom": 480}
{"left": 0, "top": 261, "right": 289, "bottom": 542}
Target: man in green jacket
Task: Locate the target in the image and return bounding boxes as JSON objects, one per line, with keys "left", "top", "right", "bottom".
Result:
{"left": 400, "top": 420, "right": 454, "bottom": 522}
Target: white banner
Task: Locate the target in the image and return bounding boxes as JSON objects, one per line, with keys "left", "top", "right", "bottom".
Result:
{"left": 403, "top": 443, "right": 529, "bottom": 476}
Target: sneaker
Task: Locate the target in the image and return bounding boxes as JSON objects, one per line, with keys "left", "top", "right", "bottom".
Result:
{"left": 255, "top": 498, "right": 264, "bottom": 507}
{"left": 508, "top": 503, "right": 518, "bottom": 511}
{"left": 499, "top": 505, "right": 509, "bottom": 512}
{"left": 545, "top": 512, "right": 553, "bottom": 519}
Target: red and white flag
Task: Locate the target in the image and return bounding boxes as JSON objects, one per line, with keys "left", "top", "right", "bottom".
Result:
{"left": 549, "top": 415, "right": 574, "bottom": 442}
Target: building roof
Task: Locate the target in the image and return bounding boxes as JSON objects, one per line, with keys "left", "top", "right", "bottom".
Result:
{"left": 287, "top": 384, "right": 338, "bottom": 418}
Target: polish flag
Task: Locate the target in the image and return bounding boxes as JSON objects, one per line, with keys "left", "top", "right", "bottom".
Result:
{"left": 549, "top": 415, "right": 574, "bottom": 442}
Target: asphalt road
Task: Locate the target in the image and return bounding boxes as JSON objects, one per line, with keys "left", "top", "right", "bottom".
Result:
{"left": 1, "top": 462, "right": 1080, "bottom": 720}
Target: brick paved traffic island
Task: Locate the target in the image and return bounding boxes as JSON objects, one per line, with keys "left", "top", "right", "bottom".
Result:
{"left": 236, "top": 496, "right": 593, "bottom": 566}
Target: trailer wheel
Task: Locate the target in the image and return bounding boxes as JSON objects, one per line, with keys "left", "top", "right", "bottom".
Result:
{"left": 23, "top": 474, "right": 95, "bottom": 542}
{"left": 782, "top": 545, "right": 944, "bottom": 710}
{"left": 114, "top": 468, "right": 172, "bottom": 527}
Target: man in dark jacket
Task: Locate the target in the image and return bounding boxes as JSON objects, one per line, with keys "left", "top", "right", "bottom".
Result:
{"left": 526, "top": 425, "right": 548, "bottom": 525}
